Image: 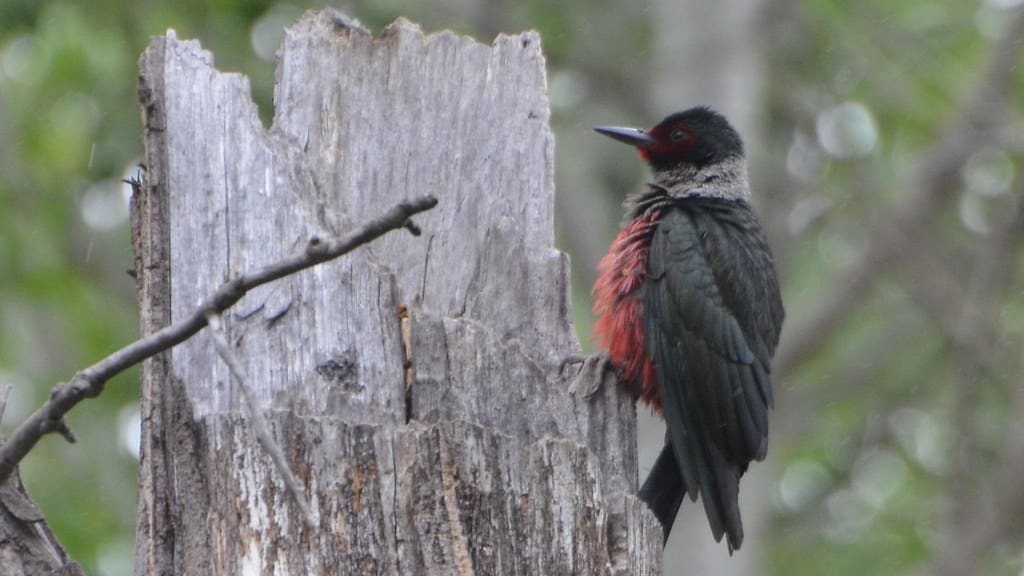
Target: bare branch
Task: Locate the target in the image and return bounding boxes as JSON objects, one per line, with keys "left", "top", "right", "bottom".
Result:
{"left": 774, "top": 7, "right": 1024, "bottom": 378}
{"left": 206, "top": 313, "right": 316, "bottom": 528}
{"left": 0, "top": 195, "right": 438, "bottom": 486}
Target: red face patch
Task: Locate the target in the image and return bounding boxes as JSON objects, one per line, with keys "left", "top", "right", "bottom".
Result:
{"left": 640, "top": 120, "right": 696, "bottom": 165}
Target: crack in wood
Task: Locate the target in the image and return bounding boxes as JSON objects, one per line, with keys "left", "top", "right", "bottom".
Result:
{"left": 399, "top": 304, "right": 414, "bottom": 423}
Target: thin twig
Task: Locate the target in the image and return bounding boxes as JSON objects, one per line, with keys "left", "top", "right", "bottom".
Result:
{"left": 206, "top": 313, "right": 316, "bottom": 528}
{"left": 0, "top": 195, "right": 438, "bottom": 486}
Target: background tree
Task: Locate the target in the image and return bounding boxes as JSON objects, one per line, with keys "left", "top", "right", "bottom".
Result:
{"left": 1, "top": 1, "right": 1023, "bottom": 574}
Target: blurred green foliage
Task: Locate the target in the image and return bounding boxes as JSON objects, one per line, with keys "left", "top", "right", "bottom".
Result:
{"left": 1, "top": 1, "right": 1022, "bottom": 574}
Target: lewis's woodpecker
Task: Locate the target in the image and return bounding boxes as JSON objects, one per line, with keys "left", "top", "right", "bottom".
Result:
{"left": 592, "top": 107, "right": 784, "bottom": 552}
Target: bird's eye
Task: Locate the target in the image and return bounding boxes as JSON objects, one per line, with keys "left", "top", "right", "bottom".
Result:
{"left": 670, "top": 129, "right": 687, "bottom": 142}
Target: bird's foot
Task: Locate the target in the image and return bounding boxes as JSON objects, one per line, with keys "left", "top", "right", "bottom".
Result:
{"left": 560, "top": 353, "right": 617, "bottom": 399}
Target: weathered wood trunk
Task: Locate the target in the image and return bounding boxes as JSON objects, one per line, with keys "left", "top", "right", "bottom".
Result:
{"left": 132, "top": 10, "right": 659, "bottom": 575}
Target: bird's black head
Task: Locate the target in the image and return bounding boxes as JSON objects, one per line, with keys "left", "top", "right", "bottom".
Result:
{"left": 595, "top": 107, "right": 744, "bottom": 172}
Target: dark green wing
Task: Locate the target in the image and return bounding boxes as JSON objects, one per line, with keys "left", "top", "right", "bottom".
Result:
{"left": 643, "top": 200, "right": 783, "bottom": 550}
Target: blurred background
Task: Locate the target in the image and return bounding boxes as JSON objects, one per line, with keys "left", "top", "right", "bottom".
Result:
{"left": 2, "top": 0, "right": 1023, "bottom": 574}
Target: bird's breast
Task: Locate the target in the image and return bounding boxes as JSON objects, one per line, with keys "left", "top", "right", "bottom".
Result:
{"left": 592, "top": 211, "right": 662, "bottom": 411}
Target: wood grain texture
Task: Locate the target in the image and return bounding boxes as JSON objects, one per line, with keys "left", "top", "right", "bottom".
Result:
{"left": 0, "top": 469, "right": 87, "bottom": 576}
{"left": 133, "top": 9, "right": 659, "bottom": 574}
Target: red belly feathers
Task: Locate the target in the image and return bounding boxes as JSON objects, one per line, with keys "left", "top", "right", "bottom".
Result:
{"left": 592, "top": 211, "right": 662, "bottom": 412}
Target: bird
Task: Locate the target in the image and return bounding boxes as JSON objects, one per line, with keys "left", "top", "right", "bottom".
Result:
{"left": 590, "top": 107, "right": 784, "bottom": 552}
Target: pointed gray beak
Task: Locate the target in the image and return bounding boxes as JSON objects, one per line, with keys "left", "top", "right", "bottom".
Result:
{"left": 594, "top": 126, "right": 656, "bottom": 148}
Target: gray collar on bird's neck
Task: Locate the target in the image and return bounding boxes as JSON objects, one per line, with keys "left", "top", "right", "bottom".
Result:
{"left": 651, "top": 154, "right": 750, "bottom": 201}
{"left": 626, "top": 155, "right": 750, "bottom": 218}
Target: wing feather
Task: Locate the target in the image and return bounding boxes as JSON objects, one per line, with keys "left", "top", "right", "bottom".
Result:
{"left": 642, "top": 202, "right": 783, "bottom": 550}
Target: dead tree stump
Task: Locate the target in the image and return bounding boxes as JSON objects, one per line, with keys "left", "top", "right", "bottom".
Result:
{"left": 132, "top": 10, "right": 660, "bottom": 575}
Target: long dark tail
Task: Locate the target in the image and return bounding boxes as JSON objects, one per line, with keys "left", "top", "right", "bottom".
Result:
{"left": 639, "top": 444, "right": 686, "bottom": 543}
{"left": 638, "top": 443, "right": 744, "bottom": 552}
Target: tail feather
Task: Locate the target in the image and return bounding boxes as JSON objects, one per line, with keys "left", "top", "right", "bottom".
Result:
{"left": 703, "top": 443, "right": 743, "bottom": 552}
{"left": 639, "top": 442, "right": 745, "bottom": 552}
{"left": 639, "top": 444, "right": 687, "bottom": 544}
